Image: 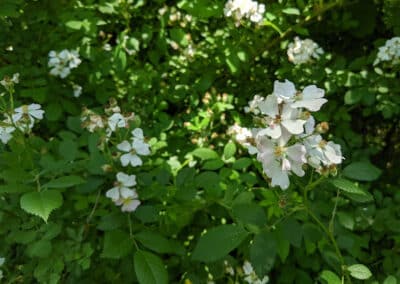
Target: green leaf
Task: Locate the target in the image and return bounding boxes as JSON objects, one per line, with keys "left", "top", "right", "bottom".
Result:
{"left": 347, "top": 264, "right": 372, "bottom": 280}
{"left": 232, "top": 158, "right": 252, "bottom": 169}
{"left": 101, "top": 230, "right": 133, "bottom": 259}
{"left": 191, "top": 148, "right": 219, "bottom": 160}
{"left": 223, "top": 142, "right": 237, "bottom": 160}
{"left": 282, "top": 7, "right": 300, "bottom": 15}
{"left": 320, "top": 270, "right": 341, "bottom": 284}
{"left": 250, "top": 231, "right": 276, "bottom": 276}
{"left": 383, "top": 275, "right": 397, "bottom": 284}
{"left": 192, "top": 224, "right": 249, "bottom": 262}
{"left": 337, "top": 212, "right": 355, "bottom": 230}
{"left": 43, "top": 175, "right": 85, "bottom": 189}
{"left": 27, "top": 239, "right": 52, "bottom": 258}
{"left": 330, "top": 178, "right": 371, "bottom": 196}
{"left": 232, "top": 203, "right": 267, "bottom": 228}
{"left": 20, "top": 191, "right": 63, "bottom": 222}
{"left": 343, "top": 161, "right": 382, "bottom": 181}
{"left": 65, "top": 20, "right": 83, "bottom": 30}
{"left": 0, "top": 183, "right": 33, "bottom": 193}
{"left": 134, "top": 250, "right": 168, "bottom": 284}
{"left": 135, "top": 230, "right": 185, "bottom": 255}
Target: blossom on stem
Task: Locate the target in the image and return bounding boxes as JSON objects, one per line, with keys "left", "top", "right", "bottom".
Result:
{"left": 287, "top": 37, "right": 324, "bottom": 65}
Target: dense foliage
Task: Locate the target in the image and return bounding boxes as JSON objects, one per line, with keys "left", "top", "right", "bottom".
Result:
{"left": 1, "top": 0, "right": 400, "bottom": 283}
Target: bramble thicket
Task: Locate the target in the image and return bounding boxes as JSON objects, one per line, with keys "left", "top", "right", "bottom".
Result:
{"left": 1, "top": 0, "right": 400, "bottom": 283}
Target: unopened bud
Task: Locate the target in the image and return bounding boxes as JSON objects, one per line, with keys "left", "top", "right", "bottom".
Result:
{"left": 329, "top": 164, "right": 338, "bottom": 176}
{"left": 316, "top": 122, "right": 329, "bottom": 134}
{"left": 102, "top": 164, "right": 113, "bottom": 173}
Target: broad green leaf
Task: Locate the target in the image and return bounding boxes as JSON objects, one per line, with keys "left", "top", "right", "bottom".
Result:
{"left": 134, "top": 250, "right": 168, "bottom": 284}
{"left": 43, "top": 175, "right": 85, "bottom": 189}
{"left": 101, "top": 230, "right": 133, "bottom": 259}
{"left": 20, "top": 191, "right": 63, "bottom": 222}
{"left": 232, "top": 203, "right": 267, "bottom": 228}
{"left": 135, "top": 230, "right": 185, "bottom": 255}
{"left": 192, "top": 224, "right": 249, "bottom": 262}
{"left": 383, "top": 275, "right": 397, "bottom": 284}
{"left": 27, "top": 239, "right": 52, "bottom": 258}
{"left": 337, "top": 212, "right": 355, "bottom": 230}
{"left": 343, "top": 161, "right": 382, "bottom": 181}
{"left": 331, "top": 178, "right": 370, "bottom": 195}
{"left": 232, "top": 158, "right": 252, "bottom": 169}
{"left": 250, "top": 231, "right": 276, "bottom": 276}
{"left": 320, "top": 270, "right": 341, "bottom": 284}
{"left": 191, "top": 148, "right": 219, "bottom": 160}
{"left": 0, "top": 184, "right": 33, "bottom": 193}
{"left": 223, "top": 142, "right": 237, "bottom": 160}
{"left": 347, "top": 264, "right": 372, "bottom": 280}
{"left": 281, "top": 218, "right": 303, "bottom": 247}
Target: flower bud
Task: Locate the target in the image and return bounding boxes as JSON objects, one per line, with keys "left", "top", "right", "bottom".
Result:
{"left": 316, "top": 122, "right": 329, "bottom": 134}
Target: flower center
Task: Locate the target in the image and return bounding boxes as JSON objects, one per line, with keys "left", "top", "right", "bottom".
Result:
{"left": 274, "top": 146, "right": 286, "bottom": 157}
{"left": 318, "top": 139, "right": 327, "bottom": 148}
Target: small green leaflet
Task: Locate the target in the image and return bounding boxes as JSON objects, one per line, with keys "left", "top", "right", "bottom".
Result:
{"left": 43, "top": 175, "right": 85, "bottom": 189}
{"left": 347, "top": 264, "right": 372, "bottom": 280}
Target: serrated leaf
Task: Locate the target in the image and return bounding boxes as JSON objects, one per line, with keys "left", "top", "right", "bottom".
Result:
{"left": 343, "top": 161, "right": 382, "bottom": 181}
{"left": 320, "top": 270, "right": 341, "bottom": 284}
{"left": 43, "top": 175, "right": 85, "bottom": 189}
{"left": 192, "top": 224, "right": 249, "bottom": 262}
{"left": 134, "top": 250, "right": 168, "bottom": 284}
{"left": 347, "top": 264, "right": 372, "bottom": 280}
{"left": 65, "top": 20, "right": 83, "bottom": 30}
{"left": 191, "top": 148, "right": 219, "bottom": 160}
{"left": 102, "top": 230, "right": 133, "bottom": 259}
{"left": 20, "top": 191, "right": 63, "bottom": 222}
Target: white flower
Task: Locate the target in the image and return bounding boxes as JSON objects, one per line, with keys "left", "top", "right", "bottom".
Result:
{"left": 72, "top": 84, "right": 82, "bottom": 97}
{"left": 244, "top": 95, "right": 264, "bottom": 114}
{"left": 273, "top": 80, "right": 327, "bottom": 111}
{"left": 105, "top": 172, "right": 137, "bottom": 202}
{"left": 304, "top": 135, "right": 343, "bottom": 169}
{"left": 1, "top": 73, "right": 19, "bottom": 90}
{"left": 117, "top": 139, "right": 150, "bottom": 167}
{"left": 108, "top": 113, "right": 126, "bottom": 132}
{"left": 287, "top": 37, "right": 324, "bottom": 65}
{"left": 0, "top": 123, "right": 15, "bottom": 144}
{"left": 228, "top": 124, "right": 258, "bottom": 154}
{"left": 48, "top": 49, "right": 81, "bottom": 78}
{"left": 257, "top": 95, "right": 306, "bottom": 139}
{"left": 116, "top": 194, "right": 141, "bottom": 212}
{"left": 242, "top": 261, "right": 269, "bottom": 284}
{"left": 374, "top": 37, "right": 400, "bottom": 65}
{"left": 224, "top": 0, "right": 265, "bottom": 25}
{"left": 12, "top": 103, "right": 44, "bottom": 130}
{"left": 256, "top": 136, "right": 306, "bottom": 189}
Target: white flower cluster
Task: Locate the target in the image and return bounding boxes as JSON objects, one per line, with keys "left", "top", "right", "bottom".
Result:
{"left": 81, "top": 100, "right": 151, "bottom": 212}
{"left": 48, "top": 49, "right": 81, "bottom": 78}
{"left": 231, "top": 79, "right": 343, "bottom": 189}
{"left": 0, "top": 256, "right": 4, "bottom": 280}
{"left": 0, "top": 103, "right": 44, "bottom": 144}
{"left": 243, "top": 261, "right": 269, "bottom": 284}
{"left": 224, "top": 0, "right": 265, "bottom": 25}
{"left": 106, "top": 172, "right": 141, "bottom": 212}
{"left": 81, "top": 100, "right": 134, "bottom": 136}
{"left": 374, "top": 37, "right": 400, "bottom": 66}
{"left": 287, "top": 37, "right": 324, "bottom": 65}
